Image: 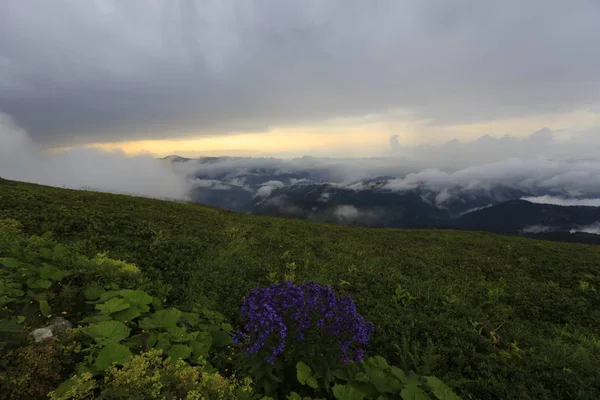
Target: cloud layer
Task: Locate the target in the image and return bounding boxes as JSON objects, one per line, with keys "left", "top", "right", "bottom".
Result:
{"left": 389, "top": 127, "right": 600, "bottom": 167}
{"left": 382, "top": 157, "right": 600, "bottom": 200}
{"left": 0, "top": 113, "right": 189, "bottom": 199}
{"left": 1, "top": 1, "right": 599, "bottom": 145}
{"left": 3, "top": 111, "right": 600, "bottom": 212}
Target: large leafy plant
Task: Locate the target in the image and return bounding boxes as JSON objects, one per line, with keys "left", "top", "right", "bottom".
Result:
{"left": 295, "top": 357, "right": 461, "bottom": 400}
{"left": 0, "top": 256, "right": 69, "bottom": 320}
{"left": 55, "top": 285, "right": 234, "bottom": 381}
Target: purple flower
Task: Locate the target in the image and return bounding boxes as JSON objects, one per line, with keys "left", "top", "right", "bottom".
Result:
{"left": 235, "top": 280, "right": 375, "bottom": 364}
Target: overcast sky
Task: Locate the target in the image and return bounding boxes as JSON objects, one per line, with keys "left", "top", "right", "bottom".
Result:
{"left": 1, "top": 0, "right": 600, "bottom": 156}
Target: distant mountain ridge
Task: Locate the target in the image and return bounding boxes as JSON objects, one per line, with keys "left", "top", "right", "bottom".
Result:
{"left": 162, "top": 156, "right": 600, "bottom": 244}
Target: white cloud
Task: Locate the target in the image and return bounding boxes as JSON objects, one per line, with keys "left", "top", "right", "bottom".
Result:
{"left": 190, "top": 179, "right": 233, "bottom": 191}
{"left": 383, "top": 157, "right": 600, "bottom": 198}
{"left": 570, "top": 222, "right": 600, "bottom": 235}
{"left": 0, "top": 113, "right": 189, "bottom": 199}
{"left": 522, "top": 196, "right": 600, "bottom": 207}
{"left": 256, "top": 180, "right": 285, "bottom": 198}
{"left": 521, "top": 225, "right": 553, "bottom": 234}
{"left": 333, "top": 205, "right": 360, "bottom": 221}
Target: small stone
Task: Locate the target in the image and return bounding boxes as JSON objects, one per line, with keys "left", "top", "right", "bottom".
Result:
{"left": 29, "top": 317, "right": 72, "bottom": 342}
{"left": 31, "top": 327, "right": 53, "bottom": 342}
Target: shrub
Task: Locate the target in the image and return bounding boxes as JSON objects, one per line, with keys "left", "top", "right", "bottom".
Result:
{"left": 0, "top": 336, "right": 84, "bottom": 400}
{"left": 50, "top": 349, "right": 254, "bottom": 400}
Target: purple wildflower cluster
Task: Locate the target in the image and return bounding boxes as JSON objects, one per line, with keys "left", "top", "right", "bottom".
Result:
{"left": 234, "top": 280, "right": 375, "bottom": 364}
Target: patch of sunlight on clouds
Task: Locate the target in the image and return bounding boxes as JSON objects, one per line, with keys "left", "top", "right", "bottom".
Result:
{"left": 51, "top": 107, "right": 600, "bottom": 158}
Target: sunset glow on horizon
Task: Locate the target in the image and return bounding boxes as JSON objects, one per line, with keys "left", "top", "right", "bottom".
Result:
{"left": 51, "top": 108, "right": 600, "bottom": 158}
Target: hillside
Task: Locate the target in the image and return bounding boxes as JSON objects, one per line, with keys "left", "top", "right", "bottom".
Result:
{"left": 1, "top": 177, "right": 599, "bottom": 399}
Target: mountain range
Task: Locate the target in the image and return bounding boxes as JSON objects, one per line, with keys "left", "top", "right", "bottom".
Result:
{"left": 163, "top": 156, "right": 600, "bottom": 244}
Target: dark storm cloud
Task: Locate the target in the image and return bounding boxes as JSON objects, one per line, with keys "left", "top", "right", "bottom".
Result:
{"left": 1, "top": 0, "right": 599, "bottom": 145}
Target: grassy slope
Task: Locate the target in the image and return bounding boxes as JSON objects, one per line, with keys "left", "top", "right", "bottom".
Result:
{"left": 1, "top": 178, "right": 599, "bottom": 399}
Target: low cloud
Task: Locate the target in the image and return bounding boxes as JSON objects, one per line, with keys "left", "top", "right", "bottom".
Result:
{"left": 570, "top": 222, "right": 600, "bottom": 235}
{"left": 331, "top": 205, "right": 383, "bottom": 225}
{"left": 0, "top": 113, "right": 189, "bottom": 199}
{"left": 4, "top": 111, "right": 600, "bottom": 212}
{"left": 382, "top": 157, "right": 600, "bottom": 201}
{"left": 521, "top": 225, "right": 553, "bottom": 234}
{"left": 256, "top": 180, "right": 285, "bottom": 198}
{"left": 169, "top": 155, "right": 422, "bottom": 186}
{"left": 190, "top": 179, "right": 234, "bottom": 191}
{"left": 522, "top": 196, "right": 600, "bottom": 207}
{"left": 333, "top": 205, "right": 360, "bottom": 221}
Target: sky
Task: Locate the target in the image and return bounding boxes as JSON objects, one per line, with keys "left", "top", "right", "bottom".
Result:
{"left": 1, "top": 0, "right": 600, "bottom": 158}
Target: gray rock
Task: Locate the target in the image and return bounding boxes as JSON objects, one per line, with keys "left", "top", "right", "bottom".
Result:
{"left": 31, "top": 327, "right": 53, "bottom": 342}
{"left": 29, "top": 317, "right": 73, "bottom": 342}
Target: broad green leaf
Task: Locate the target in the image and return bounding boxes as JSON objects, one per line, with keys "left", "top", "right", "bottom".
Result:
{"left": 85, "top": 320, "right": 130, "bottom": 344}
{"left": 167, "top": 326, "right": 198, "bottom": 342}
{"left": 400, "top": 384, "right": 429, "bottom": 400}
{"left": 220, "top": 322, "right": 233, "bottom": 332}
{"left": 94, "top": 290, "right": 122, "bottom": 303}
{"left": 94, "top": 342, "right": 132, "bottom": 371}
{"left": 364, "top": 361, "right": 402, "bottom": 393}
{"left": 350, "top": 382, "right": 379, "bottom": 398}
{"left": 155, "top": 332, "right": 171, "bottom": 350}
{"left": 29, "top": 291, "right": 48, "bottom": 301}
{"left": 39, "top": 300, "right": 51, "bottom": 316}
{"left": 354, "top": 372, "right": 371, "bottom": 384}
{"left": 139, "top": 308, "right": 181, "bottom": 329}
{"left": 425, "top": 376, "right": 461, "bottom": 400}
{"left": 27, "top": 278, "right": 52, "bottom": 289}
{"left": 296, "top": 362, "right": 319, "bottom": 389}
{"left": 267, "top": 369, "right": 283, "bottom": 383}
{"left": 366, "top": 356, "right": 390, "bottom": 370}
{"left": 201, "top": 308, "right": 225, "bottom": 323}
{"left": 144, "top": 331, "right": 158, "bottom": 350}
{"left": 96, "top": 297, "right": 130, "bottom": 315}
{"left": 39, "top": 265, "right": 67, "bottom": 281}
{"left": 390, "top": 367, "right": 421, "bottom": 385}
{"left": 124, "top": 333, "right": 144, "bottom": 348}
{"left": 79, "top": 315, "right": 113, "bottom": 324}
{"left": 52, "top": 378, "right": 77, "bottom": 398}
{"left": 118, "top": 289, "right": 152, "bottom": 312}
{"left": 16, "top": 316, "right": 26, "bottom": 324}
{"left": 3, "top": 288, "right": 25, "bottom": 298}
{"left": 152, "top": 296, "right": 163, "bottom": 309}
{"left": 0, "top": 319, "right": 23, "bottom": 333}
{"left": 39, "top": 248, "right": 53, "bottom": 260}
{"left": 332, "top": 384, "right": 365, "bottom": 400}
{"left": 180, "top": 311, "right": 202, "bottom": 327}
{"left": 52, "top": 245, "right": 68, "bottom": 259}
{"left": 210, "top": 330, "right": 233, "bottom": 347}
{"left": 191, "top": 331, "right": 212, "bottom": 354}
{"left": 168, "top": 344, "right": 192, "bottom": 360}
{"left": 112, "top": 306, "right": 142, "bottom": 322}
{"left": 333, "top": 364, "right": 361, "bottom": 382}
{"left": 0, "top": 258, "right": 21, "bottom": 269}
{"left": 83, "top": 285, "right": 105, "bottom": 300}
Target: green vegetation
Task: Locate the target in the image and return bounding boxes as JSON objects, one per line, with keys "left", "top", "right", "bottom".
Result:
{"left": 1, "top": 178, "right": 599, "bottom": 399}
{"left": 0, "top": 207, "right": 456, "bottom": 399}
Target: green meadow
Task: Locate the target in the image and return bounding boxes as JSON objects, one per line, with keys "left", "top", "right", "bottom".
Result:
{"left": 1, "top": 178, "right": 599, "bottom": 399}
